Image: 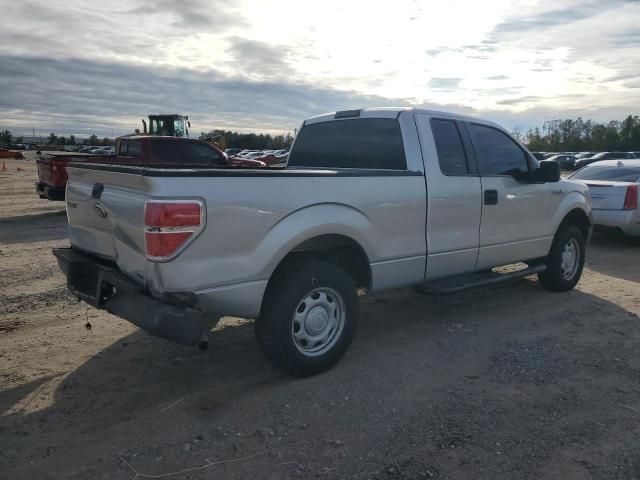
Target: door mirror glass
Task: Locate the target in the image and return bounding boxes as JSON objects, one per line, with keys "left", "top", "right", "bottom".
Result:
{"left": 537, "top": 160, "right": 560, "bottom": 182}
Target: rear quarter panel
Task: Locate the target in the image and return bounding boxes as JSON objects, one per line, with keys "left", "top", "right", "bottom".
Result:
{"left": 145, "top": 174, "right": 427, "bottom": 295}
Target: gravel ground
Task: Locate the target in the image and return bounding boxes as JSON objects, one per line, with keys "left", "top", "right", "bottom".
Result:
{"left": 1, "top": 154, "right": 640, "bottom": 479}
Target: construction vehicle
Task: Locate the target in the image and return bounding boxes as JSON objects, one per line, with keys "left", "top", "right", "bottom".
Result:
{"left": 139, "top": 114, "right": 227, "bottom": 150}
{"left": 141, "top": 114, "right": 191, "bottom": 138}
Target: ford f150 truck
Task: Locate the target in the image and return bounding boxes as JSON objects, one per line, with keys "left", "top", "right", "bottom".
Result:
{"left": 53, "top": 108, "right": 592, "bottom": 377}
{"left": 36, "top": 136, "right": 265, "bottom": 200}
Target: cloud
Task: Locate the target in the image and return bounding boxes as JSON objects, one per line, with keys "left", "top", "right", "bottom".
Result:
{"left": 224, "top": 37, "right": 294, "bottom": 80}
{"left": 428, "top": 77, "right": 462, "bottom": 90}
{"left": 0, "top": 0, "right": 639, "bottom": 135}
{"left": 0, "top": 56, "right": 408, "bottom": 137}
{"left": 127, "top": 0, "right": 245, "bottom": 30}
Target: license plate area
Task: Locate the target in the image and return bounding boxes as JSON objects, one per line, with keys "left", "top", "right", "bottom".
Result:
{"left": 68, "top": 261, "right": 101, "bottom": 305}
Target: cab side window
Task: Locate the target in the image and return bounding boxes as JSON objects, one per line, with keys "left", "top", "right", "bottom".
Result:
{"left": 184, "top": 143, "right": 225, "bottom": 165}
{"left": 118, "top": 140, "right": 141, "bottom": 157}
{"left": 430, "top": 119, "right": 469, "bottom": 175}
{"left": 469, "top": 124, "right": 529, "bottom": 178}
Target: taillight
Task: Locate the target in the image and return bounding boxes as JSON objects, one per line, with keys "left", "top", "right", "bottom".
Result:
{"left": 623, "top": 185, "right": 638, "bottom": 210}
{"left": 51, "top": 158, "right": 67, "bottom": 184}
{"left": 144, "top": 200, "right": 204, "bottom": 260}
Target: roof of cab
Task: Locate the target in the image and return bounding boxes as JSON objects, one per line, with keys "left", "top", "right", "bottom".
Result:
{"left": 119, "top": 135, "right": 202, "bottom": 142}
{"left": 303, "top": 107, "right": 501, "bottom": 128}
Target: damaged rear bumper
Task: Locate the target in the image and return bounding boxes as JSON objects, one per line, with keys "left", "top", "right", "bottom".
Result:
{"left": 52, "top": 247, "right": 210, "bottom": 347}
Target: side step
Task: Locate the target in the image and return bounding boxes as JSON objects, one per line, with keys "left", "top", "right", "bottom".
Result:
{"left": 417, "top": 264, "right": 546, "bottom": 295}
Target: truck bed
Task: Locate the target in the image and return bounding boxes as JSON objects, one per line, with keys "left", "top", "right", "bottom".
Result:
{"left": 64, "top": 161, "right": 427, "bottom": 318}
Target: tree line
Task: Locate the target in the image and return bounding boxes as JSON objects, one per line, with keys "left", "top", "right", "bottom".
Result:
{"left": 0, "top": 130, "right": 114, "bottom": 146}
{"left": 517, "top": 115, "right": 640, "bottom": 152}
{"left": 199, "top": 130, "right": 295, "bottom": 150}
{"left": 3, "top": 128, "right": 295, "bottom": 149}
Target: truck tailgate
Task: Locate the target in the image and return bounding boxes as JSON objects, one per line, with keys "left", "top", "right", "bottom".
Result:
{"left": 66, "top": 165, "right": 149, "bottom": 285}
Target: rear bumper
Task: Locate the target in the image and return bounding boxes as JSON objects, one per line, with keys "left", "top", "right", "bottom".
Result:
{"left": 52, "top": 247, "right": 210, "bottom": 347}
{"left": 36, "top": 182, "right": 65, "bottom": 201}
{"left": 593, "top": 209, "right": 640, "bottom": 236}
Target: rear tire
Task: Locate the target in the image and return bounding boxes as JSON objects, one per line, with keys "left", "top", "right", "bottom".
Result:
{"left": 256, "top": 258, "right": 358, "bottom": 377}
{"left": 538, "top": 224, "right": 585, "bottom": 292}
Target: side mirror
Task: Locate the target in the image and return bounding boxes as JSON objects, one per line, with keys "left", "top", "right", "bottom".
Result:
{"left": 537, "top": 160, "right": 561, "bottom": 182}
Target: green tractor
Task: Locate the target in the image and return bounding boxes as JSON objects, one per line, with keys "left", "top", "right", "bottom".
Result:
{"left": 141, "top": 114, "right": 191, "bottom": 138}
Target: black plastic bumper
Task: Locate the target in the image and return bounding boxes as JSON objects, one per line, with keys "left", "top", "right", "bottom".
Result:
{"left": 52, "top": 247, "right": 209, "bottom": 347}
{"left": 36, "top": 182, "right": 65, "bottom": 201}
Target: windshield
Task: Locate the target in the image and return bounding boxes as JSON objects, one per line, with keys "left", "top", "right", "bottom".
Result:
{"left": 150, "top": 117, "right": 173, "bottom": 136}
{"left": 173, "top": 118, "right": 186, "bottom": 137}
{"left": 571, "top": 165, "right": 640, "bottom": 182}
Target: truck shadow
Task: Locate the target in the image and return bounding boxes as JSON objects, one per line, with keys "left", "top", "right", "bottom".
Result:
{"left": 0, "top": 209, "right": 67, "bottom": 244}
{"left": 2, "top": 279, "right": 640, "bottom": 477}
{"left": 586, "top": 231, "right": 640, "bottom": 283}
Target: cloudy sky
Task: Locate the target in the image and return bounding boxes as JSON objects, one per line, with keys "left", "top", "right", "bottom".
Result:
{"left": 1, "top": 0, "right": 639, "bottom": 138}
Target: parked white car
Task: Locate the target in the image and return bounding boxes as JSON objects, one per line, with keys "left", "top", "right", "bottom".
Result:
{"left": 570, "top": 159, "right": 640, "bottom": 236}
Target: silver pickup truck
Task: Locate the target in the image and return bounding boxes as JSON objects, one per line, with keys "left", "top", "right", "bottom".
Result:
{"left": 53, "top": 108, "right": 592, "bottom": 376}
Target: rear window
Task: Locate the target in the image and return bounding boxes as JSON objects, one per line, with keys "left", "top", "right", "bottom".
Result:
{"left": 288, "top": 118, "right": 407, "bottom": 170}
{"left": 571, "top": 165, "right": 640, "bottom": 182}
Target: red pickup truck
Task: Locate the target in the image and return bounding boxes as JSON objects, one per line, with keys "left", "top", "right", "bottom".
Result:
{"left": 36, "top": 136, "right": 265, "bottom": 200}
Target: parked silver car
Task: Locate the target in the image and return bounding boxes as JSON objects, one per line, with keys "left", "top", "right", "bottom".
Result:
{"left": 570, "top": 159, "right": 640, "bottom": 236}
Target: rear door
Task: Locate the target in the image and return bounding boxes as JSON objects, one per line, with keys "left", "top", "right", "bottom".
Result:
{"left": 467, "top": 123, "right": 553, "bottom": 269}
{"left": 415, "top": 115, "right": 482, "bottom": 279}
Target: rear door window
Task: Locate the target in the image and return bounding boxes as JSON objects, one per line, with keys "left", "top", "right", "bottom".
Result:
{"left": 430, "top": 119, "right": 469, "bottom": 175}
{"left": 469, "top": 124, "right": 529, "bottom": 177}
{"left": 288, "top": 118, "right": 407, "bottom": 170}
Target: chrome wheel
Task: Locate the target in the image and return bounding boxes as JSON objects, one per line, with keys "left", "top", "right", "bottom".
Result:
{"left": 291, "top": 287, "right": 345, "bottom": 357}
{"left": 560, "top": 238, "right": 580, "bottom": 280}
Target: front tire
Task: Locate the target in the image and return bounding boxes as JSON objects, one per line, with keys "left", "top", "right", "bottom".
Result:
{"left": 538, "top": 224, "right": 585, "bottom": 292}
{"left": 256, "top": 258, "right": 359, "bottom": 377}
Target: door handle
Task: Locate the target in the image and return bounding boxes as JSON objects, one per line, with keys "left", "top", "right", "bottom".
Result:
{"left": 484, "top": 189, "right": 498, "bottom": 205}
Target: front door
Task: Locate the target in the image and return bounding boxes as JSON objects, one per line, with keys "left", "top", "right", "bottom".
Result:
{"left": 466, "top": 123, "right": 553, "bottom": 270}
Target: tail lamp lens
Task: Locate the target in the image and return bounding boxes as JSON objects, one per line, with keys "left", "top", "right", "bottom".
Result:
{"left": 144, "top": 201, "right": 203, "bottom": 259}
{"left": 623, "top": 185, "right": 638, "bottom": 210}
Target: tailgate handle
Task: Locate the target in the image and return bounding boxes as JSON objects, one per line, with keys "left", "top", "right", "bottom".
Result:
{"left": 91, "top": 183, "right": 104, "bottom": 199}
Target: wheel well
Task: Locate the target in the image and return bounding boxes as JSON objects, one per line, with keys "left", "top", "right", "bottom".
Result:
{"left": 272, "top": 234, "right": 371, "bottom": 290}
{"left": 559, "top": 208, "right": 591, "bottom": 239}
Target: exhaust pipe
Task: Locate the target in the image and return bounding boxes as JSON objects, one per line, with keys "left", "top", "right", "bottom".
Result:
{"left": 197, "top": 331, "right": 210, "bottom": 351}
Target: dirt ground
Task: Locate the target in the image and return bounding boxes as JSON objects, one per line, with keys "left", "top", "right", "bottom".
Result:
{"left": 1, "top": 153, "right": 640, "bottom": 480}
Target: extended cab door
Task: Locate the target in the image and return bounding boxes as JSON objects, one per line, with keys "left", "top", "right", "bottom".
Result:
{"left": 415, "top": 115, "right": 482, "bottom": 280}
{"left": 466, "top": 123, "right": 554, "bottom": 269}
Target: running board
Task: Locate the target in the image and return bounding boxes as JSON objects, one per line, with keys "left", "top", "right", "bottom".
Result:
{"left": 418, "top": 264, "right": 547, "bottom": 295}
